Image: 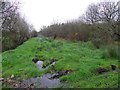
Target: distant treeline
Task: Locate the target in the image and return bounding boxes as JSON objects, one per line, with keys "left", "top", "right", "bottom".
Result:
{"left": 0, "top": 1, "right": 38, "bottom": 52}
{"left": 40, "top": 1, "right": 120, "bottom": 48}
{"left": 40, "top": 21, "right": 119, "bottom": 48}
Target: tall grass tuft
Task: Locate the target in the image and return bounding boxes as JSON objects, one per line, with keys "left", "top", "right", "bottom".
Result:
{"left": 102, "top": 43, "right": 120, "bottom": 59}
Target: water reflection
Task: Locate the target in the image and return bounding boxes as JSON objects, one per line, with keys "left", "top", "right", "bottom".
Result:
{"left": 19, "top": 74, "right": 60, "bottom": 88}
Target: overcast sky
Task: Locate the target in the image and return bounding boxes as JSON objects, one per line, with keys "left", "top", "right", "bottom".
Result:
{"left": 12, "top": 0, "right": 102, "bottom": 31}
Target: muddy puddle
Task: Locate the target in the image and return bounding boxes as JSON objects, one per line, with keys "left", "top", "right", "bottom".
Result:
{"left": 18, "top": 74, "right": 61, "bottom": 88}
{"left": 16, "top": 60, "right": 71, "bottom": 88}
{"left": 2, "top": 59, "right": 71, "bottom": 88}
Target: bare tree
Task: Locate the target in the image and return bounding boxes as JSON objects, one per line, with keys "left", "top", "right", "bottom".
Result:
{"left": 1, "top": 1, "right": 30, "bottom": 51}
{"left": 83, "top": 1, "right": 119, "bottom": 23}
{"left": 83, "top": 3, "right": 100, "bottom": 24}
{"left": 99, "top": 1, "right": 118, "bottom": 22}
{"left": 1, "top": 1, "right": 19, "bottom": 31}
{"left": 82, "top": 1, "right": 119, "bottom": 41}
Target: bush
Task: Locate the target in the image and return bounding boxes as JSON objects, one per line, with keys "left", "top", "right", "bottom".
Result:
{"left": 40, "top": 22, "right": 92, "bottom": 42}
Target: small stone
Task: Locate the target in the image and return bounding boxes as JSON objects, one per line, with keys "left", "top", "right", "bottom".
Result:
{"left": 11, "top": 75, "right": 14, "bottom": 78}
{"left": 8, "top": 79, "right": 12, "bottom": 82}
{"left": 30, "top": 83, "right": 34, "bottom": 87}
{"left": 6, "top": 78, "right": 9, "bottom": 81}
{"left": 0, "top": 78, "right": 4, "bottom": 81}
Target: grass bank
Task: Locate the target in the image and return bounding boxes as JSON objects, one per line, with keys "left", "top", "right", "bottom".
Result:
{"left": 2, "top": 37, "right": 119, "bottom": 88}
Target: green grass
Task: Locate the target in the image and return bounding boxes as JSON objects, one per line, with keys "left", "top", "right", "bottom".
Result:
{"left": 2, "top": 37, "right": 119, "bottom": 88}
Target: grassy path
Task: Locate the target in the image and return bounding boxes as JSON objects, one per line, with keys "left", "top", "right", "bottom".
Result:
{"left": 2, "top": 37, "right": 119, "bottom": 88}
